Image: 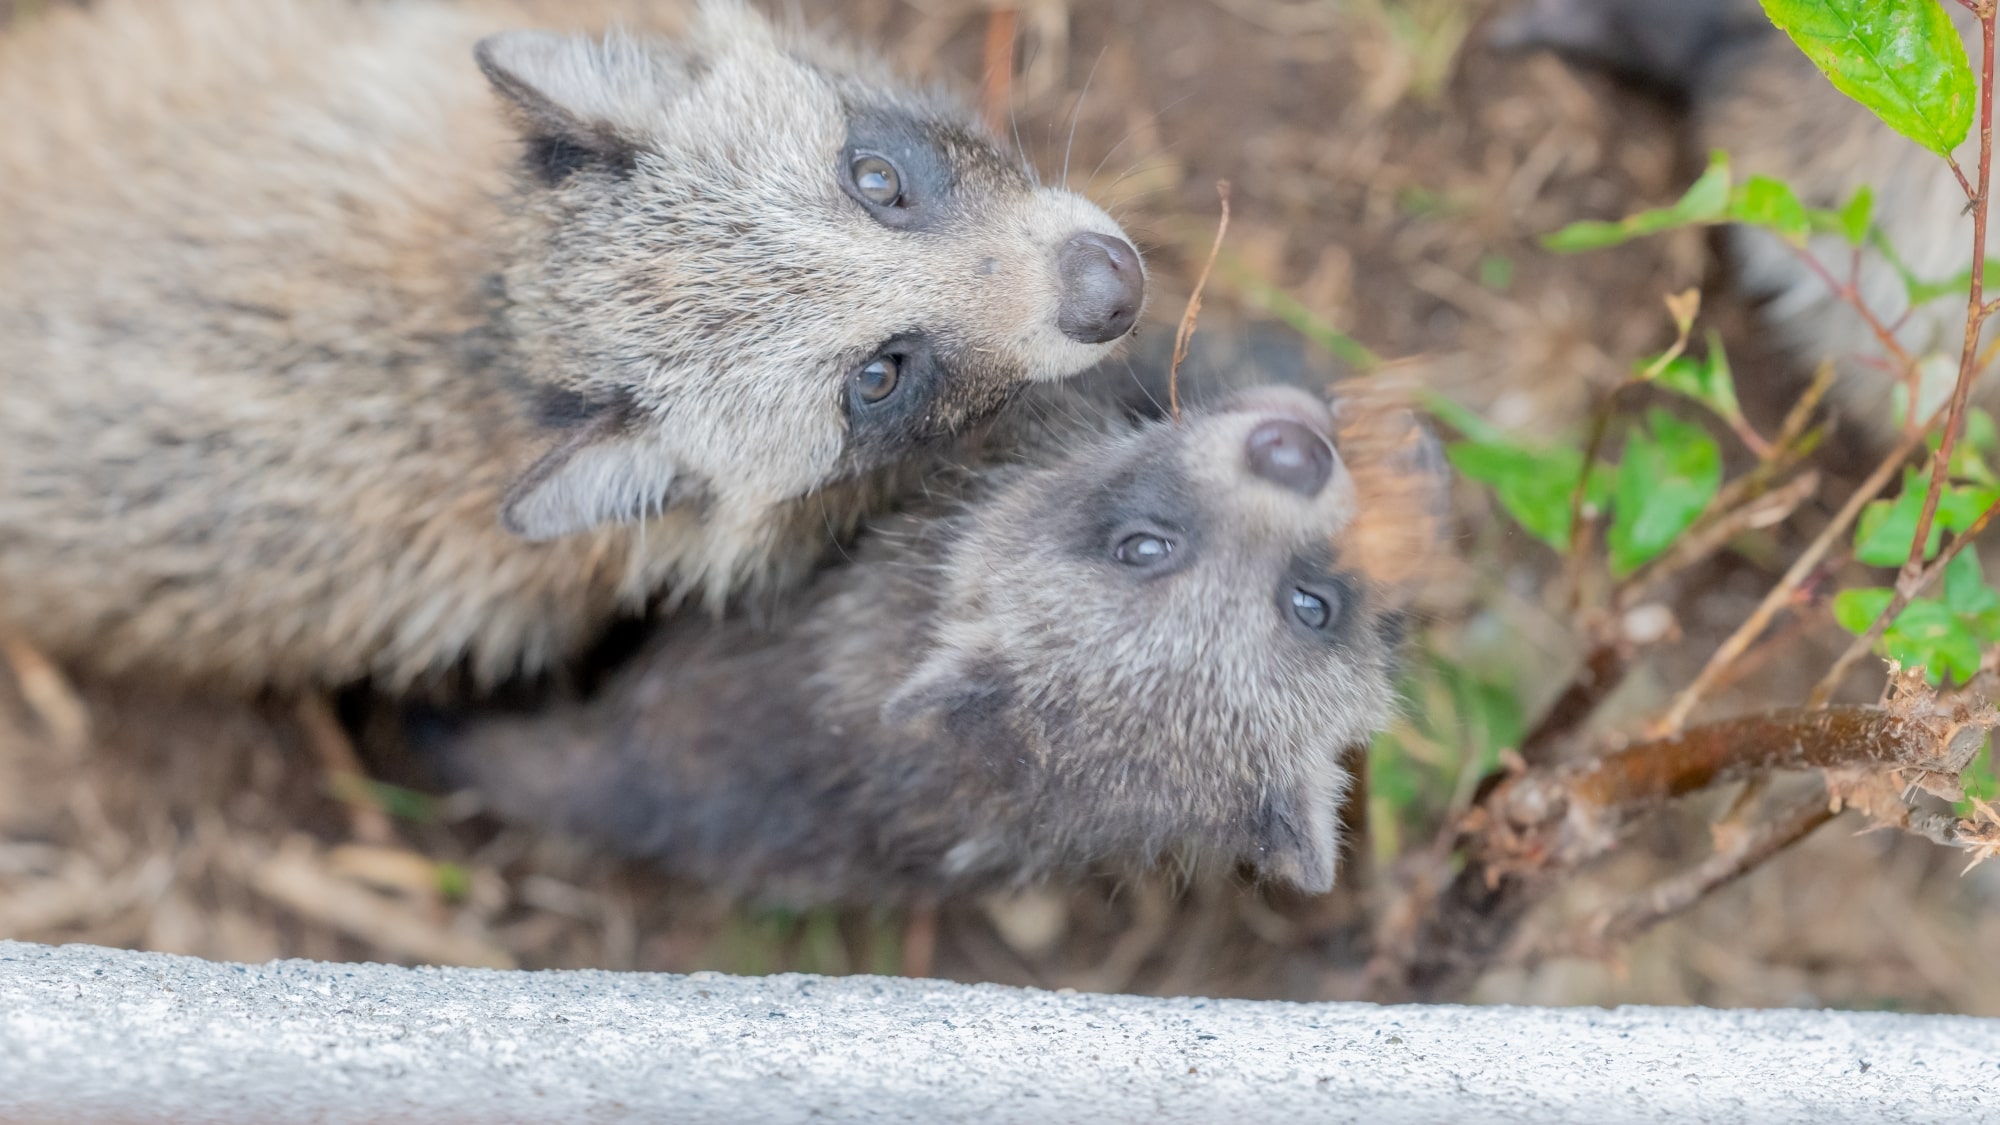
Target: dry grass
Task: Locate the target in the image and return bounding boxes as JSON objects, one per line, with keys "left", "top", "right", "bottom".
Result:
{"left": 2, "top": 0, "right": 1996, "bottom": 1012}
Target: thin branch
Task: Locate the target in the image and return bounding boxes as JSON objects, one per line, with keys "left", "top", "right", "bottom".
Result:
{"left": 1812, "top": 492, "right": 2000, "bottom": 706}
{"left": 1482, "top": 702, "right": 1994, "bottom": 873}
{"left": 1658, "top": 426, "right": 1921, "bottom": 733}
{"left": 1560, "top": 390, "right": 1621, "bottom": 612}
{"left": 1789, "top": 244, "right": 1922, "bottom": 377}
{"left": 1536, "top": 787, "right": 1833, "bottom": 961}
{"left": 1902, "top": 13, "right": 1999, "bottom": 590}
{"left": 1618, "top": 469, "right": 1822, "bottom": 612}
{"left": 1382, "top": 695, "right": 1995, "bottom": 1001}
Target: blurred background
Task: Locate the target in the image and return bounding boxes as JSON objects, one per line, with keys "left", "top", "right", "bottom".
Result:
{"left": 2, "top": 0, "right": 1996, "bottom": 1014}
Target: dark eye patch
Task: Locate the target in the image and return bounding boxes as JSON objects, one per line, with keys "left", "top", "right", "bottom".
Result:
{"left": 1283, "top": 554, "right": 1358, "bottom": 642}
{"left": 840, "top": 107, "right": 963, "bottom": 230}
{"left": 828, "top": 332, "right": 1021, "bottom": 485}
{"left": 1066, "top": 445, "right": 1199, "bottom": 573}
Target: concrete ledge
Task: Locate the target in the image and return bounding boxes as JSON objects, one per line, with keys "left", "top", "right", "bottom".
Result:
{"left": 2, "top": 941, "right": 1995, "bottom": 1124}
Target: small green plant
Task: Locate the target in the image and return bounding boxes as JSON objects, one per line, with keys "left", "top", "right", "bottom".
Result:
{"left": 1352, "top": 0, "right": 2000, "bottom": 995}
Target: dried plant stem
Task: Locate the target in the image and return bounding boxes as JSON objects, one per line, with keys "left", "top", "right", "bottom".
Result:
{"left": 1561, "top": 386, "right": 1624, "bottom": 612}
{"left": 1540, "top": 787, "right": 1833, "bottom": 960}
{"left": 1168, "top": 181, "right": 1232, "bottom": 422}
{"left": 1658, "top": 427, "right": 1923, "bottom": 733}
{"left": 1393, "top": 697, "right": 1995, "bottom": 999}
{"left": 1620, "top": 469, "right": 1822, "bottom": 613}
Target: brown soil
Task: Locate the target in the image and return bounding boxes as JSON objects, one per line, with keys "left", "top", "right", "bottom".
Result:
{"left": 3, "top": 0, "right": 1995, "bottom": 1013}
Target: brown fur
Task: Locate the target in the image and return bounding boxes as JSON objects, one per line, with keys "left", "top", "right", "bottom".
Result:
{"left": 423, "top": 382, "right": 1447, "bottom": 902}
{"left": 0, "top": 0, "right": 1141, "bottom": 691}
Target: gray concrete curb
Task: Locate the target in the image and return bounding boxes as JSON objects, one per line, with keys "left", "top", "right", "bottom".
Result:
{"left": 1, "top": 940, "right": 1995, "bottom": 1124}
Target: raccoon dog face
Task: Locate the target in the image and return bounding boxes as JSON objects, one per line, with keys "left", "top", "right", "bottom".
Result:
{"left": 479, "top": 1, "right": 1147, "bottom": 542}
{"left": 887, "top": 386, "right": 1445, "bottom": 892}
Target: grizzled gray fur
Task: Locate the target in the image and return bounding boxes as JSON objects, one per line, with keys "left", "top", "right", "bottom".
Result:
{"left": 0, "top": 0, "right": 1143, "bottom": 690}
{"left": 427, "top": 382, "right": 1447, "bottom": 900}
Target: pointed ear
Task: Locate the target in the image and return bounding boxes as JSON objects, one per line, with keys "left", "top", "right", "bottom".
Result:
{"left": 1255, "top": 772, "right": 1347, "bottom": 895}
{"left": 882, "top": 646, "right": 1017, "bottom": 734}
{"left": 501, "top": 406, "right": 689, "bottom": 541}
{"left": 474, "top": 31, "right": 663, "bottom": 182}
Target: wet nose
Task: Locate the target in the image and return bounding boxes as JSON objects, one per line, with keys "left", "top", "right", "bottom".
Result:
{"left": 1245, "top": 418, "right": 1335, "bottom": 497}
{"left": 1056, "top": 231, "right": 1144, "bottom": 344}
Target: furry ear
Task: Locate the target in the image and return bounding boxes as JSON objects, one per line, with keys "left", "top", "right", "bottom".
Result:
{"left": 1255, "top": 773, "right": 1346, "bottom": 895}
{"left": 474, "top": 31, "right": 669, "bottom": 182}
{"left": 501, "top": 407, "right": 688, "bottom": 540}
{"left": 881, "top": 647, "right": 1017, "bottom": 734}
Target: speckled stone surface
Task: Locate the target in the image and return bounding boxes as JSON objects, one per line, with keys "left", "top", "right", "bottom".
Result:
{"left": 1, "top": 940, "right": 1995, "bottom": 1124}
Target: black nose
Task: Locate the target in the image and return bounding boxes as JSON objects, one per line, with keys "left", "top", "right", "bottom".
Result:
{"left": 1246, "top": 418, "right": 1334, "bottom": 497}
{"left": 1056, "top": 231, "right": 1144, "bottom": 344}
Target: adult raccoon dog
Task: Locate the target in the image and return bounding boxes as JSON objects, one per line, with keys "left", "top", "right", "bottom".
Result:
{"left": 0, "top": 0, "right": 1145, "bottom": 690}
{"left": 426, "top": 384, "right": 1447, "bottom": 899}
{"left": 1494, "top": 0, "right": 1991, "bottom": 443}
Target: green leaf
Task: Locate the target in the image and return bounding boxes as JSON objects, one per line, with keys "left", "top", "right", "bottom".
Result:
{"left": 1944, "top": 546, "right": 1999, "bottom": 615}
{"left": 1855, "top": 470, "right": 1947, "bottom": 566}
{"left": 1729, "top": 175, "right": 1813, "bottom": 244}
{"left": 1939, "top": 484, "right": 2000, "bottom": 534}
{"left": 435, "top": 862, "right": 472, "bottom": 903}
{"left": 1838, "top": 185, "right": 1874, "bottom": 246}
{"left": 1544, "top": 152, "right": 1731, "bottom": 252}
{"left": 1607, "top": 409, "right": 1723, "bottom": 576}
{"left": 1652, "top": 331, "right": 1744, "bottom": 422}
{"left": 1834, "top": 586, "right": 1895, "bottom": 634}
{"left": 1420, "top": 391, "right": 1508, "bottom": 445}
{"left": 1883, "top": 598, "right": 1983, "bottom": 683}
{"left": 1969, "top": 408, "right": 2000, "bottom": 453}
{"left": 1448, "top": 441, "right": 1608, "bottom": 552}
{"left": 1758, "top": 0, "right": 1974, "bottom": 158}
{"left": 1221, "top": 261, "right": 1383, "bottom": 371}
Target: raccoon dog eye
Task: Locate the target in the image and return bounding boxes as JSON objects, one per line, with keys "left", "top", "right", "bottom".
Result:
{"left": 851, "top": 355, "right": 901, "bottom": 405}
{"left": 1290, "top": 587, "right": 1334, "bottom": 630}
{"left": 1114, "top": 532, "right": 1175, "bottom": 567}
{"left": 850, "top": 154, "right": 903, "bottom": 207}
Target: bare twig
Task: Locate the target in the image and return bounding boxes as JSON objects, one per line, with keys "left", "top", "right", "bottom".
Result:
{"left": 1619, "top": 469, "right": 1822, "bottom": 612}
{"left": 1658, "top": 424, "right": 1925, "bottom": 733}
{"left": 1385, "top": 691, "right": 1996, "bottom": 1001}
{"left": 1561, "top": 388, "right": 1623, "bottom": 611}
{"left": 1168, "top": 181, "right": 1232, "bottom": 422}
{"left": 1789, "top": 247, "right": 1922, "bottom": 391}
{"left": 1902, "top": 13, "right": 1999, "bottom": 590}
{"left": 1538, "top": 787, "right": 1834, "bottom": 961}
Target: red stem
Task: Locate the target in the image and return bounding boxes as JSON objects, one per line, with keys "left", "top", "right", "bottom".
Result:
{"left": 1903, "top": 11, "right": 1999, "bottom": 590}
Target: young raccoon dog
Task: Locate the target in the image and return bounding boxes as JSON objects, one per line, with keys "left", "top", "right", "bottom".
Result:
{"left": 0, "top": 0, "right": 1144, "bottom": 690}
{"left": 1494, "top": 0, "right": 1990, "bottom": 443}
{"left": 425, "top": 384, "right": 1447, "bottom": 900}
